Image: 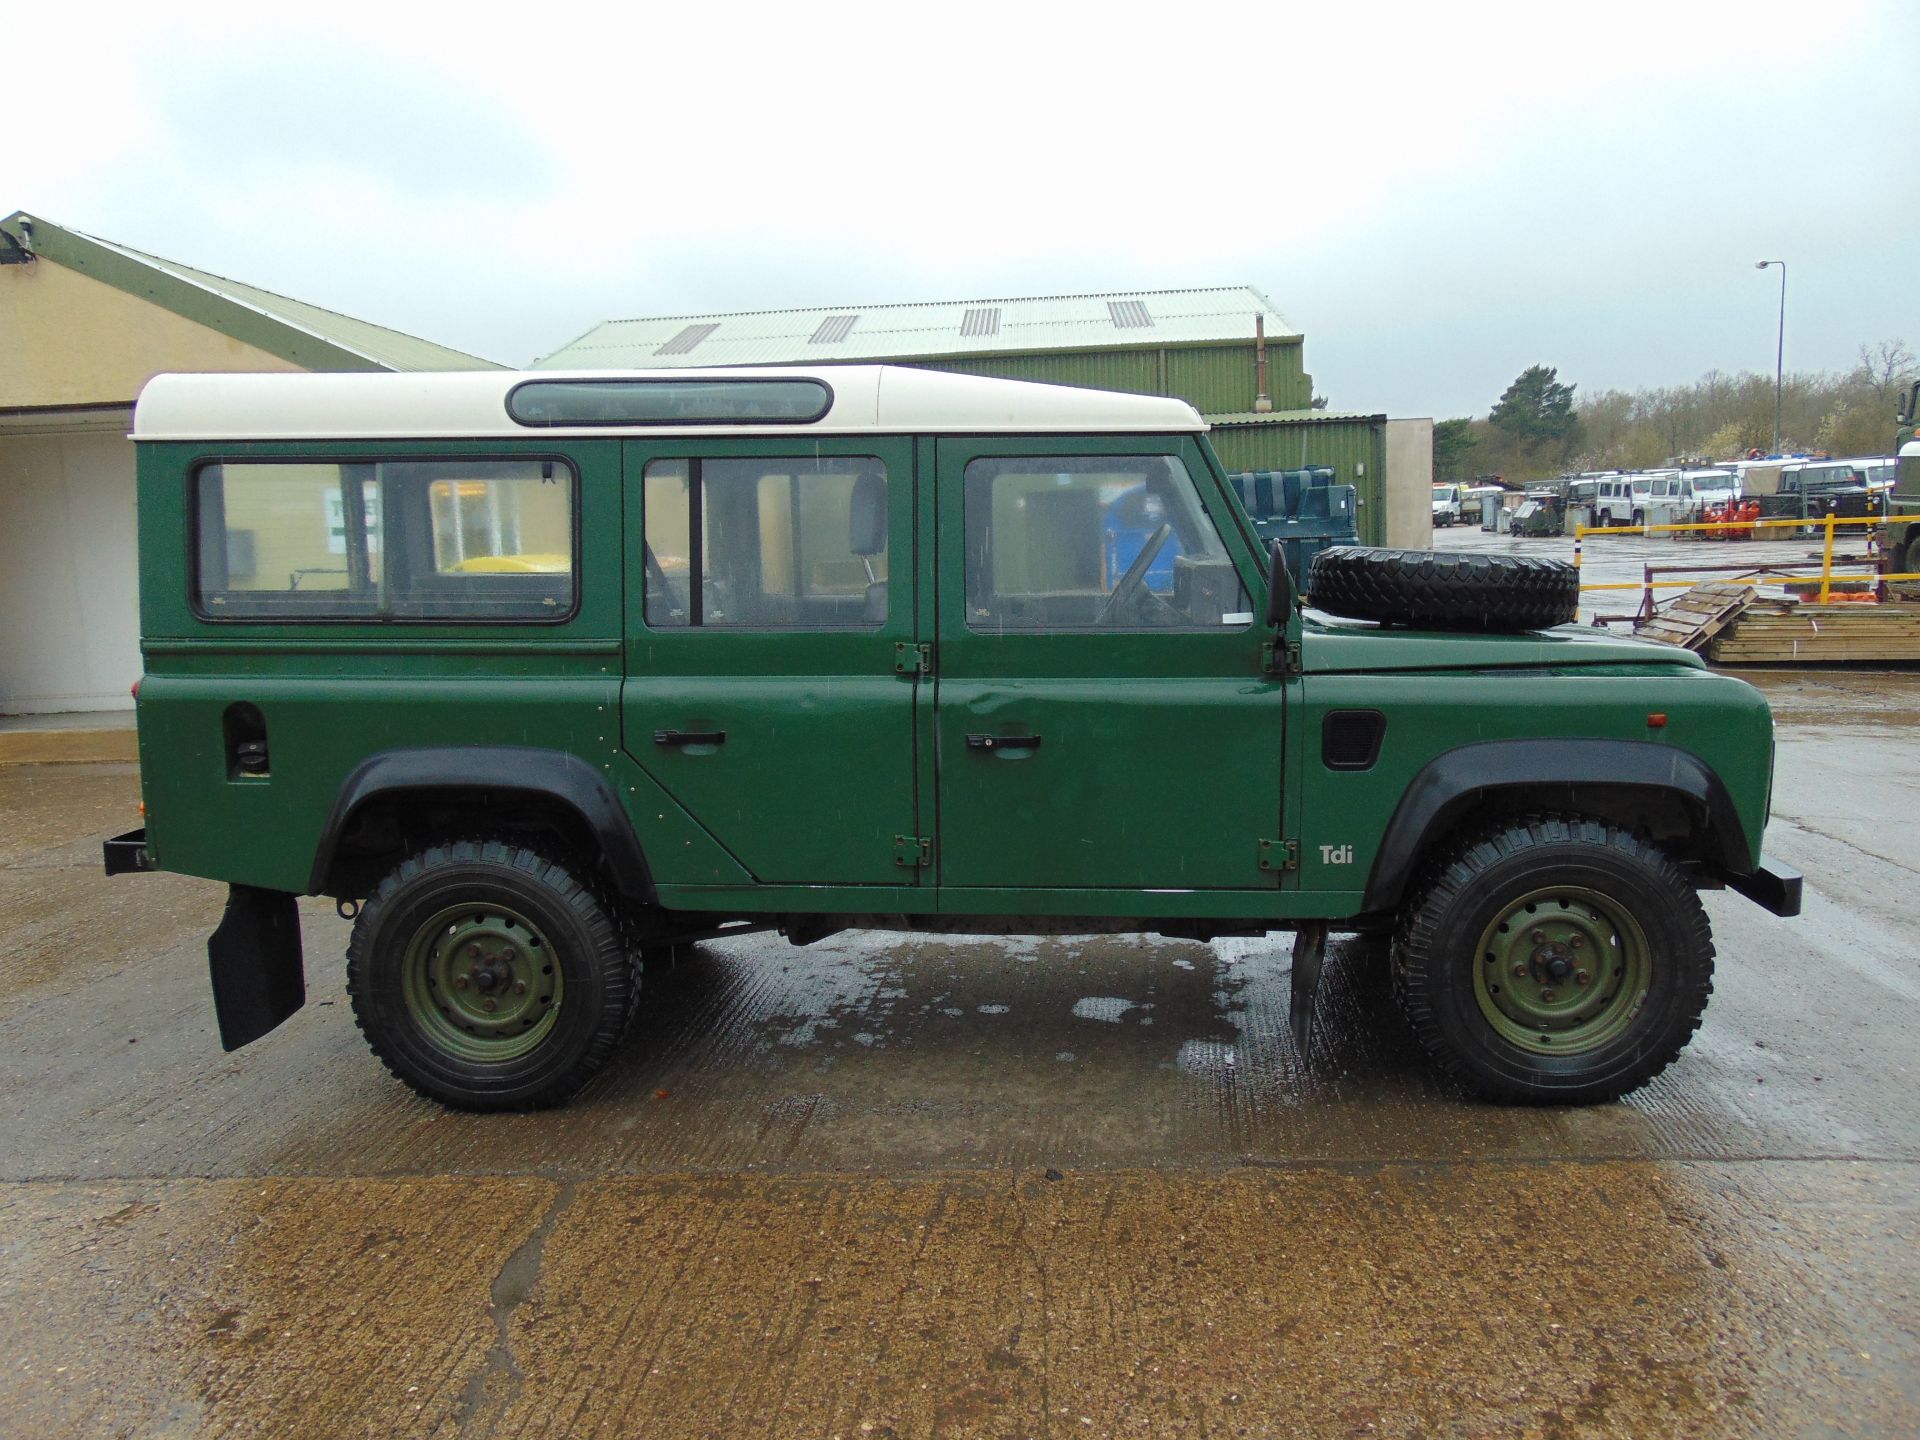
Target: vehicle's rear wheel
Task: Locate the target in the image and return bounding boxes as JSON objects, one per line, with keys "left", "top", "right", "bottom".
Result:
{"left": 347, "top": 839, "right": 636, "bottom": 1110}
{"left": 1391, "top": 815, "right": 1713, "bottom": 1104}
{"left": 1901, "top": 535, "right": 1920, "bottom": 579}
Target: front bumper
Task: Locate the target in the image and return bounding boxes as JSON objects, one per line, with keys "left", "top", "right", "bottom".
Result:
{"left": 1725, "top": 855, "right": 1803, "bottom": 917}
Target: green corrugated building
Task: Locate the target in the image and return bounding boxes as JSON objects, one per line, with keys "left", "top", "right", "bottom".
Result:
{"left": 536, "top": 286, "right": 1397, "bottom": 542}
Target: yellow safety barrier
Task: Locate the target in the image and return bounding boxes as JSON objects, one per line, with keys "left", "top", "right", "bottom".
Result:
{"left": 1571, "top": 512, "right": 1909, "bottom": 611}
{"left": 1573, "top": 515, "right": 1884, "bottom": 539}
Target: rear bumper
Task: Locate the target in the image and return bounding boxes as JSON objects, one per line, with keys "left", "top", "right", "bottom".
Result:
{"left": 102, "top": 828, "right": 153, "bottom": 876}
{"left": 1725, "top": 856, "right": 1803, "bottom": 917}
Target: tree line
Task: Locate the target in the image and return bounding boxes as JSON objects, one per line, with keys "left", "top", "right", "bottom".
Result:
{"left": 1432, "top": 341, "right": 1917, "bottom": 484}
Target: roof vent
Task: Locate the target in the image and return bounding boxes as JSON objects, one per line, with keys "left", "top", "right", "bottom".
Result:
{"left": 960, "top": 307, "right": 1000, "bottom": 337}
{"left": 1107, "top": 300, "right": 1154, "bottom": 329}
{"left": 656, "top": 323, "right": 719, "bottom": 356}
{"left": 810, "top": 314, "right": 858, "bottom": 345}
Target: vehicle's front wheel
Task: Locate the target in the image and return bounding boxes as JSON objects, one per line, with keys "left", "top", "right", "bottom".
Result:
{"left": 347, "top": 840, "right": 636, "bottom": 1110}
{"left": 1392, "top": 815, "right": 1713, "bottom": 1104}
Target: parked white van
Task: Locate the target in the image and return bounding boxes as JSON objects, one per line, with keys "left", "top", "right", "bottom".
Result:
{"left": 1643, "top": 470, "right": 1737, "bottom": 531}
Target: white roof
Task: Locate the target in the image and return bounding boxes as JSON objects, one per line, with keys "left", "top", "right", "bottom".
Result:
{"left": 132, "top": 366, "right": 1207, "bottom": 440}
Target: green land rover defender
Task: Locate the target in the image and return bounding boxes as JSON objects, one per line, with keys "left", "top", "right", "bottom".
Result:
{"left": 103, "top": 367, "right": 1800, "bottom": 1111}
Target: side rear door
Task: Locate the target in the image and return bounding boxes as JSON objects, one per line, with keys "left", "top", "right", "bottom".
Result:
{"left": 931, "top": 436, "right": 1285, "bottom": 894}
{"left": 620, "top": 437, "right": 922, "bottom": 886}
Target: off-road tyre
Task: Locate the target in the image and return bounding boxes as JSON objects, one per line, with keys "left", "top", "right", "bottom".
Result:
{"left": 1391, "top": 815, "right": 1714, "bottom": 1104}
{"left": 1308, "top": 546, "right": 1579, "bottom": 632}
{"left": 347, "top": 839, "right": 638, "bottom": 1111}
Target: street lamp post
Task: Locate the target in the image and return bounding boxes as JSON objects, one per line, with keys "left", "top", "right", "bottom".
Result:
{"left": 1755, "top": 260, "right": 1786, "bottom": 454}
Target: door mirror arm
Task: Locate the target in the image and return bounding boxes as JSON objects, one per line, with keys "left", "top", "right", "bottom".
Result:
{"left": 1264, "top": 541, "right": 1296, "bottom": 628}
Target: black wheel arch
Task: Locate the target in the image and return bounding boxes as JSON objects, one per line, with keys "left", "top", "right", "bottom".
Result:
{"left": 1362, "top": 738, "right": 1753, "bottom": 913}
{"left": 309, "top": 747, "right": 655, "bottom": 905}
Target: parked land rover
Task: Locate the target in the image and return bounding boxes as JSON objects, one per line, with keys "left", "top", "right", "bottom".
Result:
{"left": 106, "top": 368, "right": 1800, "bottom": 1111}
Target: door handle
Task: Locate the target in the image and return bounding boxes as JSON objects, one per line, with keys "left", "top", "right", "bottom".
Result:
{"left": 654, "top": 729, "right": 727, "bottom": 747}
{"left": 966, "top": 733, "right": 1041, "bottom": 752}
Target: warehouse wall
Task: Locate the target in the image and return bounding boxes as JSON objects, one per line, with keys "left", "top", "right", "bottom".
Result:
{"left": 0, "top": 260, "right": 298, "bottom": 409}
{"left": 1384, "top": 419, "right": 1435, "bottom": 550}
{"left": 919, "top": 340, "right": 1311, "bottom": 414}
{"left": 0, "top": 427, "right": 140, "bottom": 712}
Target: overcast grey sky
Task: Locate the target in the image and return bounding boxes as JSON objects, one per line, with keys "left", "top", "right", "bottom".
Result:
{"left": 13, "top": 1, "right": 1918, "bottom": 416}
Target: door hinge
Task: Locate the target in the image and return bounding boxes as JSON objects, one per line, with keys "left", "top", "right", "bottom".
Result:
{"left": 894, "top": 834, "right": 932, "bottom": 867}
{"left": 1257, "top": 838, "right": 1299, "bottom": 872}
{"left": 1261, "top": 639, "right": 1302, "bottom": 676}
{"left": 894, "top": 641, "right": 933, "bottom": 676}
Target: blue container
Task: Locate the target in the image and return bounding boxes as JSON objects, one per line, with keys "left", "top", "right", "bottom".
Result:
{"left": 1102, "top": 484, "right": 1185, "bottom": 591}
{"left": 1227, "top": 468, "right": 1357, "bottom": 584}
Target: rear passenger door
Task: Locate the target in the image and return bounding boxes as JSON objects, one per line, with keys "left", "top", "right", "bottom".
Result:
{"left": 620, "top": 438, "right": 921, "bottom": 886}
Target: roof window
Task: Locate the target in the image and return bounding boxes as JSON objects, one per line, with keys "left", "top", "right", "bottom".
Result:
{"left": 655, "top": 323, "right": 720, "bottom": 356}
{"left": 809, "top": 314, "right": 858, "bottom": 344}
{"left": 507, "top": 378, "right": 833, "bottom": 427}
{"left": 960, "top": 307, "right": 1000, "bottom": 337}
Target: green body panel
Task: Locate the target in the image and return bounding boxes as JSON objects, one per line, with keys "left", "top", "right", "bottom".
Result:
{"left": 1296, "top": 665, "right": 1774, "bottom": 894}
{"left": 130, "top": 419, "right": 1777, "bottom": 929}
{"left": 1301, "top": 616, "right": 1708, "bottom": 673}
{"left": 928, "top": 433, "right": 1286, "bottom": 891}
{"left": 136, "top": 671, "right": 749, "bottom": 894}
{"left": 617, "top": 437, "right": 919, "bottom": 887}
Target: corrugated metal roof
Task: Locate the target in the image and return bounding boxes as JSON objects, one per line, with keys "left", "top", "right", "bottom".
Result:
{"left": 536, "top": 286, "right": 1298, "bottom": 369}
{"left": 81, "top": 235, "right": 504, "bottom": 371}
{"left": 1209, "top": 409, "right": 1386, "bottom": 426}
{"left": 2, "top": 212, "right": 501, "bottom": 372}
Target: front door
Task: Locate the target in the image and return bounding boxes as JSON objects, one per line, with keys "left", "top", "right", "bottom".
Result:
{"left": 933, "top": 437, "right": 1285, "bottom": 892}
{"left": 620, "top": 437, "right": 920, "bottom": 886}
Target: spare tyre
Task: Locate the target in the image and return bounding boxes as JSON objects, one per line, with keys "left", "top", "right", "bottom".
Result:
{"left": 1307, "top": 546, "right": 1579, "bottom": 632}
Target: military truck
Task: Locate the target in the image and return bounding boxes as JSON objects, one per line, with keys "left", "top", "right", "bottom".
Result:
{"left": 1881, "top": 381, "right": 1920, "bottom": 578}
{"left": 1744, "top": 460, "right": 1884, "bottom": 534}
{"left": 104, "top": 368, "right": 1799, "bottom": 1112}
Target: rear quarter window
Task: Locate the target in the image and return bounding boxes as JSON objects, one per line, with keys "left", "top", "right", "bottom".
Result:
{"left": 194, "top": 458, "right": 577, "bottom": 622}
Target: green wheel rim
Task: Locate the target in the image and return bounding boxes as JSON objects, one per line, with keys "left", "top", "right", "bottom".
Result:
{"left": 400, "top": 902, "right": 564, "bottom": 1062}
{"left": 1472, "top": 886, "right": 1651, "bottom": 1056}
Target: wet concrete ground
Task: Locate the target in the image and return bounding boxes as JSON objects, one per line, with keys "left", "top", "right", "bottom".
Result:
{"left": 2, "top": 671, "right": 1916, "bottom": 1437}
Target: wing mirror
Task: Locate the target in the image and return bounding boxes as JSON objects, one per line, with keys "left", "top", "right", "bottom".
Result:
{"left": 1265, "top": 541, "right": 1296, "bottom": 627}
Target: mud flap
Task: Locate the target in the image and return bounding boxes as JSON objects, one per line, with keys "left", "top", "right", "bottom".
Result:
{"left": 1289, "top": 922, "right": 1328, "bottom": 1061}
{"left": 207, "top": 885, "right": 305, "bottom": 1051}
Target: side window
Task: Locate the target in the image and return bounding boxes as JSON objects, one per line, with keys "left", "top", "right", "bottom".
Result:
{"left": 963, "top": 454, "right": 1250, "bottom": 632}
{"left": 642, "top": 456, "right": 888, "bottom": 630}
{"left": 194, "top": 458, "right": 575, "bottom": 621}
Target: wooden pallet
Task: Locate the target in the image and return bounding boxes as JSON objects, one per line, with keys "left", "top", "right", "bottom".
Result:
{"left": 1636, "top": 582, "right": 1756, "bottom": 651}
{"left": 1708, "top": 601, "right": 1920, "bottom": 663}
